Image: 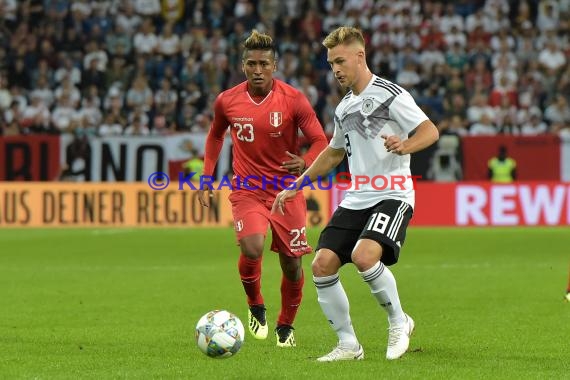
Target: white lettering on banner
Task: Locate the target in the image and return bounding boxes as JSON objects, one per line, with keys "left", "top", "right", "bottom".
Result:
{"left": 518, "top": 185, "right": 566, "bottom": 225}
{"left": 60, "top": 133, "right": 232, "bottom": 182}
{"left": 456, "top": 185, "right": 487, "bottom": 225}
{"left": 60, "top": 135, "right": 166, "bottom": 181}
{"left": 491, "top": 185, "right": 518, "bottom": 225}
{"left": 456, "top": 184, "right": 570, "bottom": 226}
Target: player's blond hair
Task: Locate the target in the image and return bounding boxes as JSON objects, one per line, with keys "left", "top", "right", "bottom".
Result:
{"left": 322, "top": 26, "right": 365, "bottom": 50}
{"left": 242, "top": 29, "right": 276, "bottom": 59}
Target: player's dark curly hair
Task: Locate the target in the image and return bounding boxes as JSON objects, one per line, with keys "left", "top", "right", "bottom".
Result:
{"left": 242, "top": 29, "right": 276, "bottom": 59}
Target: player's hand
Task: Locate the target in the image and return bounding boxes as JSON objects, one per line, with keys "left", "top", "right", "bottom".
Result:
{"left": 281, "top": 151, "right": 305, "bottom": 175}
{"left": 381, "top": 134, "right": 406, "bottom": 155}
{"left": 198, "top": 183, "right": 214, "bottom": 207}
{"left": 271, "top": 189, "right": 297, "bottom": 215}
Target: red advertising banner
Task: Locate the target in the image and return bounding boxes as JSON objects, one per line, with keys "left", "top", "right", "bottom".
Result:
{"left": 461, "top": 136, "right": 560, "bottom": 181}
{"left": 0, "top": 135, "right": 61, "bottom": 181}
{"left": 330, "top": 182, "right": 570, "bottom": 226}
{"left": 412, "top": 181, "right": 570, "bottom": 226}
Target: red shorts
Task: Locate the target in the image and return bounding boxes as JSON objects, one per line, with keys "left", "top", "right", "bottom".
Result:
{"left": 228, "top": 190, "right": 312, "bottom": 257}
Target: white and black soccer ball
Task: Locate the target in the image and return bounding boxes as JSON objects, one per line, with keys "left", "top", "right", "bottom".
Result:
{"left": 195, "top": 310, "right": 245, "bottom": 358}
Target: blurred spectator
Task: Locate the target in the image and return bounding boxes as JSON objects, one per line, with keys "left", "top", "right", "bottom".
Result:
{"left": 470, "top": 113, "right": 497, "bottom": 135}
{"left": 30, "top": 77, "right": 55, "bottom": 108}
{"left": 154, "top": 78, "right": 178, "bottom": 123}
{"left": 9, "top": 59, "right": 31, "bottom": 89}
{"left": 105, "top": 23, "right": 133, "bottom": 58}
{"left": 54, "top": 75, "right": 81, "bottom": 108}
{"left": 544, "top": 95, "right": 570, "bottom": 126}
{"left": 440, "top": 3, "right": 465, "bottom": 33}
{"left": 31, "top": 59, "right": 54, "bottom": 89}
{"left": 115, "top": 2, "right": 142, "bottom": 36}
{"left": 0, "top": 74, "right": 12, "bottom": 110}
{"left": 99, "top": 112, "right": 124, "bottom": 137}
{"left": 445, "top": 42, "right": 468, "bottom": 71}
{"left": 497, "top": 114, "right": 520, "bottom": 135}
{"left": 124, "top": 115, "right": 150, "bottom": 136}
{"left": 133, "top": 17, "right": 158, "bottom": 55}
{"left": 134, "top": 0, "right": 161, "bottom": 19}
{"left": 494, "top": 96, "right": 518, "bottom": 129}
{"left": 81, "top": 58, "right": 105, "bottom": 93}
{"left": 51, "top": 92, "right": 79, "bottom": 133}
{"left": 465, "top": 57, "right": 492, "bottom": 95}
{"left": 156, "top": 21, "right": 181, "bottom": 77}
{"left": 419, "top": 41, "right": 446, "bottom": 73}
{"left": 104, "top": 57, "right": 131, "bottom": 92}
{"left": 521, "top": 114, "right": 548, "bottom": 135}
{"left": 126, "top": 76, "right": 153, "bottom": 114}
{"left": 536, "top": 1, "right": 559, "bottom": 32}
{"left": 55, "top": 56, "right": 81, "bottom": 86}
{"left": 3, "top": 100, "right": 22, "bottom": 130}
{"left": 22, "top": 93, "right": 51, "bottom": 133}
{"left": 489, "top": 76, "right": 518, "bottom": 108}
{"left": 161, "top": 0, "right": 184, "bottom": 25}
{"left": 467, "top": 93, "right": 495, "bottom": 125}
{"left": 537, "top": 41, "right": 567, "bottom": 75}
{"left": 60, "top": 27, "right": 84, "bottom": 57}
{"left": 444, "top": 115, "right": 469, "bottom": 137}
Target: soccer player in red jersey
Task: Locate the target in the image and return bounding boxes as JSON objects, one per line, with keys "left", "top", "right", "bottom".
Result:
{"left": 198, "top": 30, "right": 328, "bottom": 347}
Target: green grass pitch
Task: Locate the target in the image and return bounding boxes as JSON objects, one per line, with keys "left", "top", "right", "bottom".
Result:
{"left": 0, "top": 227, "right": 568, "bottom": 379}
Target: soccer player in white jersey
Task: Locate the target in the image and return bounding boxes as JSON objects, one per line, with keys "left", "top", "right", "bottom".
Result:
{"left": 272, "top": 26, "right": 439, "bottom": 361}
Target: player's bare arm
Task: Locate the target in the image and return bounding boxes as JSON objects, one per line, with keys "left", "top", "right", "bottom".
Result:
{"left": 272, "top": 147, "right": 345, "bottom": 214}
{"left": 381, "top": 120, "right": 439, "bottom": 155}
{"left": 199, "top": 94, "right": 229, "bottom": 208}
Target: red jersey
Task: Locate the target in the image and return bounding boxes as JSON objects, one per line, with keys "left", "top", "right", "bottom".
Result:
{"left": 204, "top": 79, "right": 328, "bottom": 195}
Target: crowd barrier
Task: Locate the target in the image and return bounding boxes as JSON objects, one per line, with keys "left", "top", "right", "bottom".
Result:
{"left": 0, "top": 182, "right": 567, "bottom": 228}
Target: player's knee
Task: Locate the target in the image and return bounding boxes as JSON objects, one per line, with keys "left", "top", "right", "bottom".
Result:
{"left": 240, "top": 242, "right": 264, "bottom": 259}
{"left": 311, "top": 249, "right": 340, "bottom": 277}
{"left": 280, "top": 256, "right": 301, "bottom": 280}
{"left": 351, "top": 247, "right": 381, "bottom": 272}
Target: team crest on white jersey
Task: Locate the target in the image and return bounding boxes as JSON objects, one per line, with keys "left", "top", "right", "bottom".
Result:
{"left": 269, "top": 112, "right": 282, "bottom": 127}
{"left": 235, "top": 220, "right": 244, "bottom": 232}
{"left": 362, "top": 98, "right": 374, "bottom": 114}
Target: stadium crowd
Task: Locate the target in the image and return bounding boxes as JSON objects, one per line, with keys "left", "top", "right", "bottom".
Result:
{"left": 0, "top": 0, "right": 569, "bottom": 138}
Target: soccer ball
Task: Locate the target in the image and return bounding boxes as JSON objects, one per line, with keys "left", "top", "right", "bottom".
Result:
{"left": 195, "top": 310, "right": 245, "bottom": 358}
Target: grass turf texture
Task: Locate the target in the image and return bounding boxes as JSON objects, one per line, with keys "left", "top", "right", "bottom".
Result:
{"left": 0, "top": 227, "right": 568, "bottom": 379}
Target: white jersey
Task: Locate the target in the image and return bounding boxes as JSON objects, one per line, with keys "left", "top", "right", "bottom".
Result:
{"left": 330, "top": 75, "right": 428, "bottom": 210}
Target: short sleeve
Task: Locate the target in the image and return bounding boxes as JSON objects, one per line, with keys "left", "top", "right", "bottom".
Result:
{"left": 389, "top": 92, "right": 429, "bottom": 134}
{"left": 329, "top": 117, "right": 345, "bottom": 150}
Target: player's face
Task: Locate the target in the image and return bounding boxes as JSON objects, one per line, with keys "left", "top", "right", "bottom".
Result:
{"left": 242, "top": 50, "right": 276, "bottom": 95}
{"left": 327, "top": 43, "right": 364, "bottom": 89}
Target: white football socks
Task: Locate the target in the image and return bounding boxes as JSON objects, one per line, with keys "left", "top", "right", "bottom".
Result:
{"left": 313, "top": 273, "right": 359, "bottom": 350}
{"left": 359, "top": 261, "right": 406, "bottom": 326}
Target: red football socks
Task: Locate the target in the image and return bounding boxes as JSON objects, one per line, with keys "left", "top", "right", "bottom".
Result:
{"left": 277, "top": 270, "right": 305, "bottom": 326}
{"left": 238, "top": 254, "right": 264, "bottom": 306}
